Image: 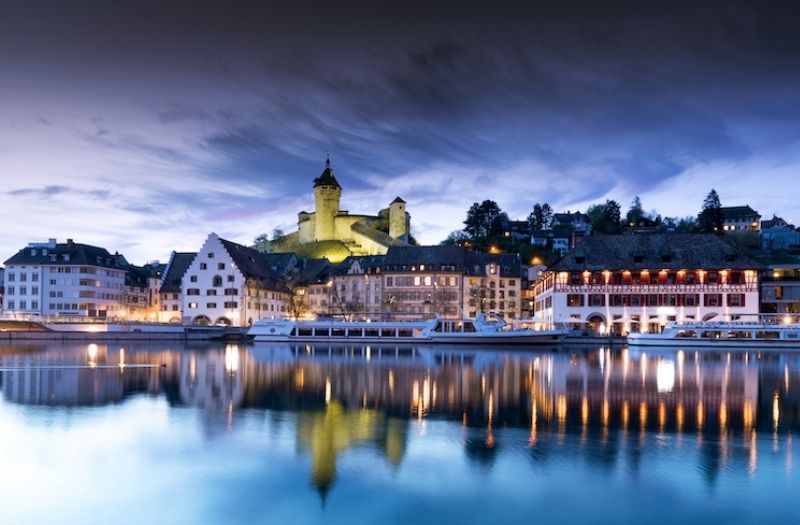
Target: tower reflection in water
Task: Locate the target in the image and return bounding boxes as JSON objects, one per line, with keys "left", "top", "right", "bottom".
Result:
{"left": 0, "top": 342, "right": 798, "bottom": 496}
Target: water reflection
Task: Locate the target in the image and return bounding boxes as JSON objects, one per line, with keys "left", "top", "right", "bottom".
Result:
{"left": 0, "top": 341, "right": 799, "bottom": 509}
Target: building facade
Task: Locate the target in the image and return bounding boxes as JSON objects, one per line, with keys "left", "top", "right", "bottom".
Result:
{"left": 159, "top": 252, "right": 196, "bottom": 323}
{"left": 182, "top": 234, "right": 290, "bottom": 326}
{"left": 761, "top": 265, "right": 800, "bottom": 314}
{"left": 721, "top": 205, "right": 761, "bottom": 232}
{"left": 532, "top": 234, "right": 760, "bottom": 334}
{"left": 3, "top": 239, "right": 127, "bottom": 319}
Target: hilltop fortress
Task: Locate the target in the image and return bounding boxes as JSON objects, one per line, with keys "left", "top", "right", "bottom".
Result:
{"left": 268, "top": 158, "right": 411, "bottom": 262}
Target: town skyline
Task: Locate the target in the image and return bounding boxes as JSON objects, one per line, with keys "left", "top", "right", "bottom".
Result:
{"left": 2, "top": 1, "right": 799, "bottom": 262}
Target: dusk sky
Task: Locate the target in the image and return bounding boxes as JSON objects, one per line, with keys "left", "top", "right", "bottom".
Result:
{"left": 2, "top": 1, "right": 799, "bottom": 262}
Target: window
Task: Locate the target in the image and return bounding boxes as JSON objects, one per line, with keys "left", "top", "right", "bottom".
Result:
{"left": 727, "top": 294, "right": 745, "bottom": 307}
{"left": 227, "top": 275, "right": 235, "bottom": 282}
{"left": 190, "top": 275, "right": 198, "bottom": 282}
{"left": 206, "top": 289, "right": 217, "bottom": 295}
{"left": 224, "top": 301, "right": 238, "bottom": 308}
{"left": 704, "top": 294, "right": 722, "bottom": 307}
{"left": 187, "top": 288, "right": 200, "bottom": 295}
{"left": 32, "top": 273, "right": 39, "bottom": 282}
{"left": 567, "top": 294, "right": 584, "bottom": 307}
{"left": 50, "top": 279, "right": 56, "bottom": 285}
{"left": 188, "top": 302, "right": 198, "bottom": 309}
{"left": 213, "top": 276, "right": 223, "bottom": 287}
{"left": 7, "top": 272, "right": 14, "bottom": 282}
{"left": 208, "top": 252, "right": 215, "bottom": 258}
{"left": 218, "top": 263, "right": 225, "bottom": 270}
{"left": 775, "top": 286, "right": 784, "bottom": 300}
{"left": 589, "top": 293, "right": 606, "bottom": 306}
{"left": 207, "top": 302, "right": 217, "bottom": 308}
{"left": 386, "top": 277, "right": 393, "bottom": 286}
{"left": 200, "top": 263, "right": 207, "bottom": 270}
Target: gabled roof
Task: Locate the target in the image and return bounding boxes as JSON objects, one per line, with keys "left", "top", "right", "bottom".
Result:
{"left": 553, "top": 211, "right": 590, "bottom": 223}
{"left": 295, "top": 258, "right": 334, "bottom": 285}
{"left": 391, "top": 196, "right": 406, "bottom": 204}
{"left": 335, "top": 255, "right": 385, "bottom": 275}
{"left": 4, "top": 240, "right": 125, "bottom": 270}
{"left": 160, "top": 252, "right": 196, "bottom": 293}
{"left": 312, "top": 157, "right": 341, "bottom": 189}
{"left": 383, "top": 245, "right": 467, "bottom": 270}
{"left": 548, "top": 233, "right": 760, "bottom": 271}
{"left": 721, "top": 205, "right": 760, "bottom": 220}
{"left": 465, "top": 252, "right": 522, "bottom": 277}
{"left": 761, "top": 215, "right": 792, "bottom": 230}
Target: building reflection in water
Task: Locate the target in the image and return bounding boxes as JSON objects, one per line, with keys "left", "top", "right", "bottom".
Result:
{"left": 1, "top": 341, "right": 799, "bottom": 498}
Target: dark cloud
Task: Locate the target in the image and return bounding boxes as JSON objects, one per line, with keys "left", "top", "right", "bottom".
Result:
{"left": 8, "top": 185, "right": 110, "bottom": 200}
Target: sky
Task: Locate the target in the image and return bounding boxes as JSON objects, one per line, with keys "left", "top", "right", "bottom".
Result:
{"left": 1, "top": 0, "right": 799, "bottom": 263}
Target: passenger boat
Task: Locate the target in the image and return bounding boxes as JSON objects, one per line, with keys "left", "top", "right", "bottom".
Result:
{"left": 628, "top": 317, "right": 800, "bottom": 348}
{"left": 248, "top": 314, "right": 567, "bottom": 344}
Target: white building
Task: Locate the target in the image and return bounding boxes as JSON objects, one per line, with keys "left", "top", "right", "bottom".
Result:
{"left": 532, "top": 234, "right": 760, "bottom": 334}
{"left": 182, "top": 234, "right": 291, "bottom": 326}
{"left": 2, "top": 239, "right": 127, "bottom": 319}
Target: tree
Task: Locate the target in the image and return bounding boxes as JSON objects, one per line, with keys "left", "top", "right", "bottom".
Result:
{"left": 625, "top": 196, "right": 645, "bottom": 225}
{"left": 528, "top": 203, "right": 553, "bottom": 232}
{"left": 440, "top": 230, "right": 471, "bottom": 246}
{"left": 271, "top": 228, "right": 285, "bottom": 241}
{"left": 588, "top": 200, "right": 622, "bottom": 234}
{"left": 697, "top": 189, "right": 724, "bottom": 233}
{"left": 463, "top": 200, "right": 507, "bottom": 242}
{"left": 253, "top": 233, "right": 270, "bottom": 252}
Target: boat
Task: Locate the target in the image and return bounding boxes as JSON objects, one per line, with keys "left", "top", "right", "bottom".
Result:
{"left": 628, "top": 317, "right": 800, "bottom": 348}
{"left": 248, "top": 313, "right": 567, "bottom": 344}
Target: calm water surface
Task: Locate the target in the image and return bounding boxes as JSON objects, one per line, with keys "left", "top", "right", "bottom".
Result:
{"left": 0, "top": 341, "right": 798, "bottom": 524}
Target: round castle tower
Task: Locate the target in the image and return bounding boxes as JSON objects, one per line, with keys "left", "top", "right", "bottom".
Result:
{"left": 389, "top": 196, "right": 408, "bottom": 240}
{"left": 313, "top": 157, "right": 341, "bottom": 241}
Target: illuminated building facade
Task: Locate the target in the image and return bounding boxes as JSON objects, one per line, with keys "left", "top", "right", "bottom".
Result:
{"left": 181, "top": 233, "right": 291, "bottom": 326}
{"left": 532, "top": 234, "right": 761, "bottom": 334}
{"left": 269, "top": 158, "right": 411, "bottom": 263}
{"left": 2, "top": 238, "right": 127, "bottom": 319}
{"left": 721, "top": 205, "right": 761, "bottom": 232}
{"left": 158, "top": 251, "right": 196, "bottom": 323}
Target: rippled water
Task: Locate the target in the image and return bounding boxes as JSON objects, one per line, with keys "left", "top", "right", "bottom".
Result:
{"left": 0, "top": 341, "right": 798, "bottom": 524}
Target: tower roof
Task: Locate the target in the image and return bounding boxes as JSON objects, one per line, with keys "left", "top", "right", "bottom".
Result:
{"left": 313, "top": 156, "right": 341, "bottom": 189}
{"left": 391, "top": 196, "right": 406, "bottom": 204}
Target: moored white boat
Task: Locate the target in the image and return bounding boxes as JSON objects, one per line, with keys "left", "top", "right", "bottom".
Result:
{"left": 248, "top": 314, "right": 567, "bottom": 344}
{"left": 628, "top": 318, "right": 800, "bottom": 348}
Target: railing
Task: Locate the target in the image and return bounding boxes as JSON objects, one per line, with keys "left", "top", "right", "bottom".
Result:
{"left": 554, "top": 284, "right": 756, "bottom": 293}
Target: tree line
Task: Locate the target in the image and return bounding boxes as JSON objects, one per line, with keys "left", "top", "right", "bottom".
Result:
{"left": 443, "top": 189, "right": 727, "bottom": 251}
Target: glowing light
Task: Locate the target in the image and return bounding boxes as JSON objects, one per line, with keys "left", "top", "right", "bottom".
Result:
{"left": 773, "top": 393, "right": 780, "bottom": 429}
{"left": 224, "top": 345, "right": 239, "bottom": 373}
{"left": 325, "top": 377, "right": 332, "bottom": 405}
{"left": 118, "top": 347, "right": 125, "bottom": 370}
{"left": 87, "top": 344, "right": 98, "bottom": 368}
{"left": 557, "top": 394, "right": 567, "bottom": 425}
{"left": 656, "top": 359, "right": 676, "bottom": 393}
{"left": 783, "top": 315, "right": 792, "bottom": 325}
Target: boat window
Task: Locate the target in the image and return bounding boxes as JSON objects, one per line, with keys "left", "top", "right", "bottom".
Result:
{"left": 727, "top": 331, "right": 751, "bottom": 339}
{"left": 298, "top": 328, "right": 313, "bottom": 337}
{"left": 464, "top": 322, "right": 476, "bottom": 333}
{"left": 433, "top": 321, "right": 443, "bottom": 333}
{"left": 756, "top": 331, "right": 780, "bottom": 339}
{"left": 313, "top": 328, "right": 329, "bottom": 337}
{"left": 398, "top": 329, "right": 413, "bottom": 338}
{"left": 332, "top": 328, "right": 346, "bottom": 337}
{"left": 701, "top": 331, "right": 723, "bottom": 339}
{"left": 365, "top": 328, "right": 379, "bottom": 337}
{"left": 348, "top": 328, "right": 364, "bottom": 337}
{"left": 382, "top": 329, "right": 397, "bottom": 338}
{"left": 788, "top": 333, "right": 799, "bottom": 339}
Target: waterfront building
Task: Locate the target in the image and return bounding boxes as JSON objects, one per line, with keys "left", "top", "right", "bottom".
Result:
{"left": 381, "top": 246, "right": 466, "bottom": 320}
{"left": 463, "top": 252, "right": 522, "bottom": 319}
{"left": 122, "top": 261, "right": 165, "bottom": 322}
{"left": 760, "top": 264, "right": 800, "bottom": 314}
{"left": 268, "top": 158, "right": 412, "bottom": 263}
{"left": 721, "top": 205, "right": 761, "bottom": 232}
{"left": 0, "top": 268, "right": 4, "bottom": 313}
{"left": 329, "top": 255, "right": 384, "bottom": 319}
{"left": 182, "top": 233, "right": 290, "bottom": 326}
{"left": 293, "top": 258, "right": 334, "bottom": 318}
{"left": 531, "top": 234, "right": 760, "bottom": 334}
{"left": 2, "top": 239, "right": 127, "bottom": 319}
{"left": 159, "top": 252, "right": 196, "bottom": 323}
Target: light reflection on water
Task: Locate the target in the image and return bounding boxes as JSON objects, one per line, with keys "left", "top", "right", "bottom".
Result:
{"left": 0, "top": 341, "right": 798, "bottom": 524}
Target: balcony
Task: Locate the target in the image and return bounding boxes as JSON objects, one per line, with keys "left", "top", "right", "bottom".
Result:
{"left": 555, "top": 283, "right": 756, "bottom": 293}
